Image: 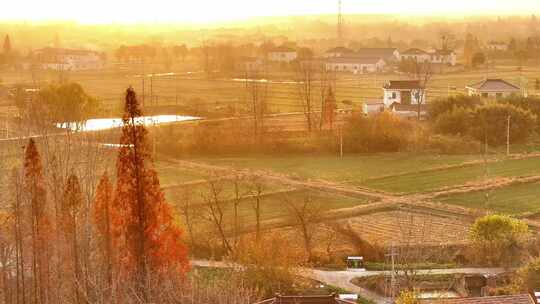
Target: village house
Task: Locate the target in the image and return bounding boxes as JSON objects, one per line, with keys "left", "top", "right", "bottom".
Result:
{"left": 400, "top": 48, "right": 432, "bottom": 63}
{"left": 485, "top": 41, "right": 509, "bottom": 52}
{"left": 400, "top": 48, "right": 457, "bottom": 66}
{"left": 31, "top": 47, "right": 105, "bottom": 71}
{"left": 466, "top": 79, "right": 522, "bottom": 99}
{"left": 324, "top": 47, "right": 354, "bottom": 58}
{"left": 362, "top": 99, "right": 385, "bottom": 115}
{"left": 356, "top": 48, "right": 401, "bottom": 63}
{"left": 383, "top": 80, "right": 426, "bottom": 107}
{"left": 236, "top": 56, "right": 264, "bottom": 72}
{"left": 389, "top": 102, "right": 428, "bottom": 118}
{"left": 325, "top": 57, "right": 386, "bottom": 74}
{"left": 268, "top": 46, "right": 298, "bottom": 63}
{"left": 430, "top": 49, "right": 457, "bottom": 66}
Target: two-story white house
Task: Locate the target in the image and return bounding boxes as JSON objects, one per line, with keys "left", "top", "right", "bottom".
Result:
{"left": 466, "top": 79, "right": 522, "bottom": 99}
{"left": 383, "top": 80, "right": 426, "bottom": 107}
{"left": 268, "top": 46, "right": 298, "bottom": 63}
{"left": 325, "top": 57, "right": 386, "bottom": 74}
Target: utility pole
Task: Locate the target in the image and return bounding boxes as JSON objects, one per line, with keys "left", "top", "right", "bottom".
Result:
{"left": 385, "top": 243, "right": 398, "bottom": 301}
{"left": 339, "top": 125, "right": 343, "bottom": 158}
{"left": 337, "top": 0, "right": 343, "bottom": 44}
{"left": 507, "top": 115, "right": 511, "bottom": 156}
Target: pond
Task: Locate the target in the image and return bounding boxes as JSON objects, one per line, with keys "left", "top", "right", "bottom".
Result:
{"left": 56, "top": 115, "right": 200, "bottom": 132}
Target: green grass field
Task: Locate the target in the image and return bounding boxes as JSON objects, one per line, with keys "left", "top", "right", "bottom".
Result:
{"left": 436, "top": 181, "right": 540, "bottom": 215}
{"left": 165, "top": 185, "right": 371, "bottom": 225}
{"left": 361, "top": 156, "right": 540, "bottom": 194}
{"left": 198, "top": 153, "right": 484, "bottom": 184}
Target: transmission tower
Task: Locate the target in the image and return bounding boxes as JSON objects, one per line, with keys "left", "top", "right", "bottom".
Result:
{"left": 338, "top": 0, "right": 344, "bottom": 44}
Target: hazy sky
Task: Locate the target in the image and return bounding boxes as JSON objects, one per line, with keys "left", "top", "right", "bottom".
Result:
{"left": 1, "top": 0, "right": 540, "bottom": 23}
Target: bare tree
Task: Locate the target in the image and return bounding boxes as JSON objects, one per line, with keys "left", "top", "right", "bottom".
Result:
{"left": 412, "top": 61, "right": 432, "bottom": 121}
{"left": 283, "top": 191, "right": 323, "bottom": 262}
{"left": 247, "top": 175, "right": 265, "bottom": 243}
{"left": 244, "top": 71, "right": 268, "bottom": 138}
{"left": 296, "top": 61, "right": 316, "bottom": 133}
{"left": 201, "top": 175, "right": 233, "bottom": 254}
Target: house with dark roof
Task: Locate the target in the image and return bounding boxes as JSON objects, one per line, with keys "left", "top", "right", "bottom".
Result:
{"left": 325, "top": 47, "right": 354, "bottom": 58}
{"left": 268, "top": 46, "right": 298, "bottom": 63}
{"left": 253, "top": 294, "right": 356, "bottom": 304}
{"left": 420, "top": 294, "right": 535, "bottom": 304}
{"left": 466, "top": 79, "right": 522, "bottom": 99}
{"left": 383, "top": 80, "right": 426, "bottom": 107}
{"left": 356, "top": 48, "right": 400, "bottom": 63}
{"left": 325, "top": 57, "right": 386, "bottom": 74}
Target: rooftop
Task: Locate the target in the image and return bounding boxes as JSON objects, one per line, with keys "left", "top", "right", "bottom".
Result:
{"left": 270, "top": 46, "right": 296, "bottom": 53}
{"left": 384, "top": 80, "right": 424, "bottom": 90}
{"left": 401, "top": 48, "right": 428, "bottom": 55}
{"left": 466, "top": 79, "right": 521, "bottom": 92}
{"left": 355, "top": 48, "right": 398, "bottom": 58}
{"left": 420, "top": 294, "right": 535, "bottom": 304}
{"left": 390, "top": 102, "right": 428, "bottom": 112}
{"left": 327, "top": 57, "right": 382, "bottom": 64}
{"left": 253, "top": 295, "right": 356, "bottom": 304}
{"left": 326, "top": 47, "right": 354, "bottom": 54}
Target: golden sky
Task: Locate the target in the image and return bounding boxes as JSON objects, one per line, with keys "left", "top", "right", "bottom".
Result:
{"left": 1, "top": 0, "right": 539, "bottom": 23}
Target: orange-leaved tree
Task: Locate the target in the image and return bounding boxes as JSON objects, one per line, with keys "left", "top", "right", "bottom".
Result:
{"left": 93, "top": 172, "right": 114, "bottom": 288}
{"left": 24, "top": 138, "right": 51, "bottom": 304}
{"left": 61, "top": 173, "right": 84, "bottom": 303}
{"left": 112, "top": 87, "right": 188, "bottom": 300}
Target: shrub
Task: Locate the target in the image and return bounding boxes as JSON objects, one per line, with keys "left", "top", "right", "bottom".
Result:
{"left": 433, "top": 107, "right": 473, "bottom": 135}
{"left": 427, "top": 134, "right": 481, "bottom": 154}
{"left": 515, "top": 257, "right": 540, "bottom": 292}
{"left": 469, "top": 215, "right": 532, "bottom": 267}
{"left": 429, "top": 95, "right": 482, "bottom": 120}
{"left": 470, "top": 102, "right": 536, "bottom": 146}
{"left": 343, "top": 111, "right": 413, "bottom": 153}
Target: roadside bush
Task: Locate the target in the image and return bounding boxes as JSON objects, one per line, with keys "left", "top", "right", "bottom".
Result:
{"left": 427, "top": 134, "right": 481, "bottom": 154}
{"left": 498, "top": 96, "right": 540, "bottom": 130}
{"left": 343, "top": 111, "right": 413, "bottom": 153}
{"left": 469, "top": 214, "right": 532, "bottom": 267}
{"left": 429, "top": 95, "right": 482, "bottom": 120}
{"left": 515, "top": 257, "right": 540, "bottom": 292}
{"left": 470, "top": 102, "right": 536, "bottom": 146}
{"left": 433, "top": 107, "right": 473, "bottom": 136}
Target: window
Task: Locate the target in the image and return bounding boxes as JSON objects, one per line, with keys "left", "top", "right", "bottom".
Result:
{"left": 392, "top": 92, "right": 397, "bottom": 99}
{"left": 496, "top": 93, "right": 503, "bottom": 99}
{"left": 482, "top": 93, "right": 489, "bottom": 98}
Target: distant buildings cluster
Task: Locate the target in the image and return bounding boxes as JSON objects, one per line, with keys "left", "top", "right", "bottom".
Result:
{"left": 24, "top": 47, "right": 106, "bottom": 71}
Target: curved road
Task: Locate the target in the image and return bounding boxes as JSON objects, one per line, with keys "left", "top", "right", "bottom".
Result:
{"left": 191, "top": 260, "right": 506, "bottom": 304}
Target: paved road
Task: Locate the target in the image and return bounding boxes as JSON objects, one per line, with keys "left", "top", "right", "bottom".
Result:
{"left": 191, "top": 260, "right": 506, "bottom": 304}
